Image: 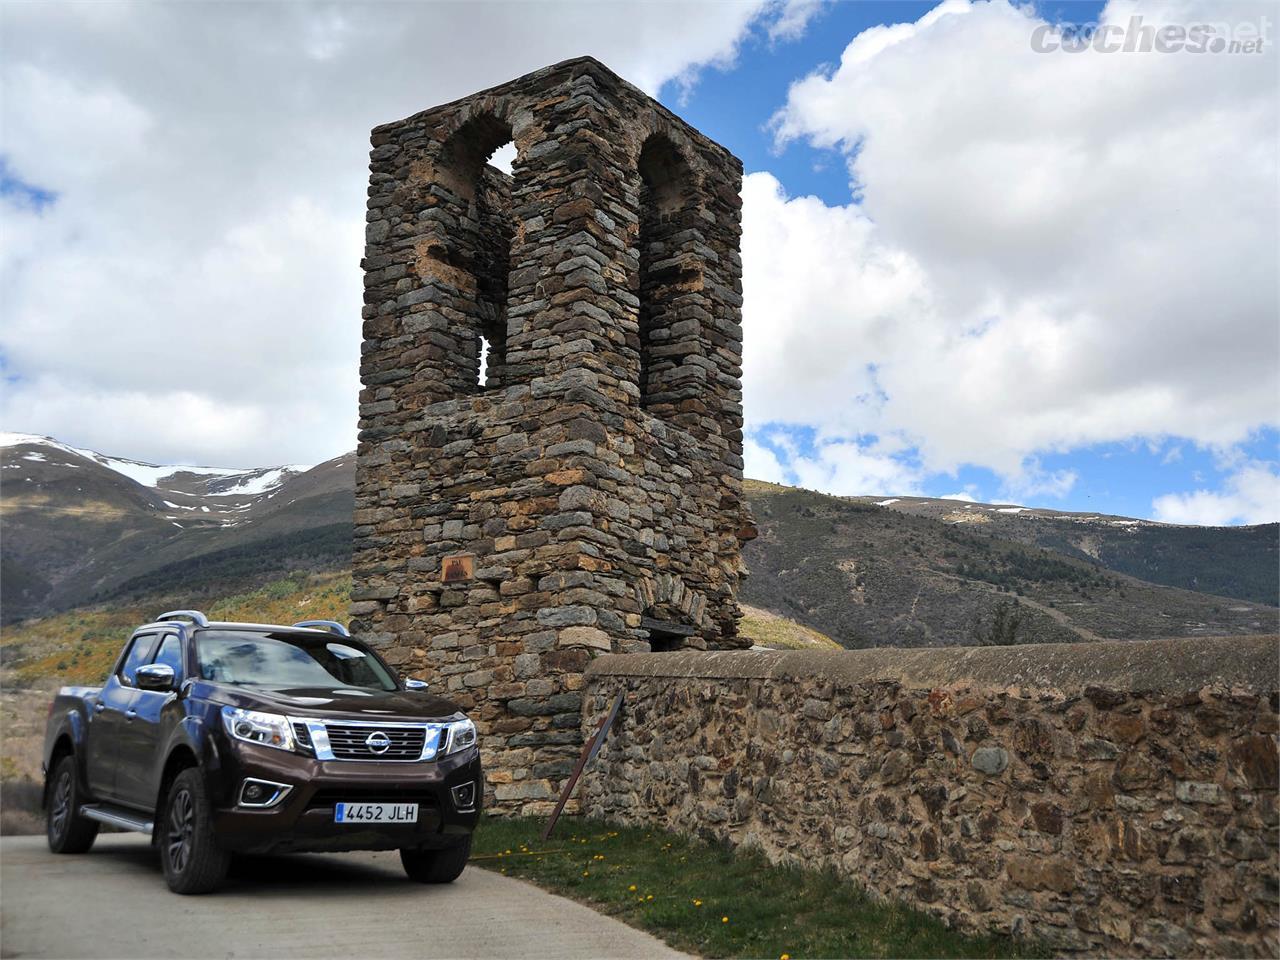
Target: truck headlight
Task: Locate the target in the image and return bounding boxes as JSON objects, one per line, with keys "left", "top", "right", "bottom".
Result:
{"left": 221, "top": 707, "right": 294, "bottom": 751}
{"left": 438, "top": 718, "right": 477, "bottom": 757}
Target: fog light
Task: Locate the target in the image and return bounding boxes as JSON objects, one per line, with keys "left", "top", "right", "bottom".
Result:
{"left": 451, "top": 781, "right": 477, "bottom": 811}
{"left": 238, "top": 778, "right": 292, "bottom": 808}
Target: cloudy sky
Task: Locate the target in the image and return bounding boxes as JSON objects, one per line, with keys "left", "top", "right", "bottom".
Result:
{"left": 2, "top": 0, "right": 1276, "bottom": 525}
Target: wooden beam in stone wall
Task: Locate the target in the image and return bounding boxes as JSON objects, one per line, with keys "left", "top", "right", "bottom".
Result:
{"left": 639, "top": 617, "right": 697, "bottom": 637}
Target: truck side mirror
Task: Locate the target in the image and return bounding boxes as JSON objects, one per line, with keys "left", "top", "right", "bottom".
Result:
{"left": 136, "top": 663, "right": 176, "bottom": 692}
{"left": 403, "top": 678, "right": 429, "bottom": 691}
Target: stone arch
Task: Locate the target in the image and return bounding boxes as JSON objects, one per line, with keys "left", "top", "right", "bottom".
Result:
{"left": 436, "top": 112, "right": 514, "bottom": 197}
{"left": 635, "top": 132, "right": 707, "bottom": 419}
{"left": 635, "top": 573, "right": 709, "bottom": 631}
{"left": 638, "top": 133, "right": 695, "bottom": 217}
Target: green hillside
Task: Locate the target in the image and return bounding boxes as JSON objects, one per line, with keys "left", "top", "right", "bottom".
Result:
{"left": 741, "top": 484, "right": 1276, "bottom": 648}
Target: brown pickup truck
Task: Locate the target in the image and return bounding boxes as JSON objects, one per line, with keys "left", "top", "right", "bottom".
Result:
{"left": 42, "top": 610, "right": 481, "bottom": 894}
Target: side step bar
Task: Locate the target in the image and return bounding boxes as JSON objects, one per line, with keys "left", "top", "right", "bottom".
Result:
{"left": 80, "top": 804, "right": 154, "bottom": 835}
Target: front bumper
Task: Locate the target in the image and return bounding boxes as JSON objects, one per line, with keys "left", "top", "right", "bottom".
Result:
{"left": 210, "top": 740, "right": 482, "bottom": 855}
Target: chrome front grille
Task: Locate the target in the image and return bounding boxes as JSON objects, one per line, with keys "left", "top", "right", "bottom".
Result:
{"left": 287, "top": 716, "right": 447, "bottom": 762}
{"left": 325, "top": 723, "right": 427, "bottom": 760}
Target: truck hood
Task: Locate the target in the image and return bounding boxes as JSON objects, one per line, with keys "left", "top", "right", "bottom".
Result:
{"left": 204, "top": 682, "right": 464, "bottom": 722}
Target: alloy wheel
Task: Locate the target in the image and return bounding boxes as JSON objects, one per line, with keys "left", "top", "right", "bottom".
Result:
{"left": 49, "top": 771, "right": 72, "bottom": 839}
{"left": 167, "top": 788, "right": 195, "bottom": 874}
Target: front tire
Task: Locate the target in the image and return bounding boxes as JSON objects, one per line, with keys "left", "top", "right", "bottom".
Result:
{"left": 400, "top": 836, "right": 472, "bottom": 883}
{"left": 46, "top": 755, "right": 99, "bottom": 854}
{"left": 160, "top": 768, "right": 229, "bottom": 895}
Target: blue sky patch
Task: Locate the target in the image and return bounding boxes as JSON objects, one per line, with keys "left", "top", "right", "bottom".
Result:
{"left": 0, "top": 157, "right": 57, "bottom": 212}
{"left": 751, "top": 421, "right": 1279, "bottom": 519}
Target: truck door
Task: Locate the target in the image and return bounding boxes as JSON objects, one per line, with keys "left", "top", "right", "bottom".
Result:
{"left": 86, "top": 632, "right": 157, "bottom": 800}
{"left": 115, "top": 631, "right": 183, "bottom": 809}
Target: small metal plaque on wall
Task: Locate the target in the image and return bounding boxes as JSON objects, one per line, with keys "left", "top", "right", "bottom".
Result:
{"left": 441, "top": 553, "right": 475, "bottom": 584}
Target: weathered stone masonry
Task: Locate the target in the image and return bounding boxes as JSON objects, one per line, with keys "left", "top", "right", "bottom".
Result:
{"left": 583, "top": 637, "right": 1280, "bottom": 958}
{"left": 351, "top": 58, "right": 752, "bottom": 813}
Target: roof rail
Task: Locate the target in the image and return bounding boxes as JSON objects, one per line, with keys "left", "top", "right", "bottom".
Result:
{"left": 157, "top": 609, "right": 210, "bottom": 627}
{"left": 293, "top": 620, "right": 351, "bottom": 638}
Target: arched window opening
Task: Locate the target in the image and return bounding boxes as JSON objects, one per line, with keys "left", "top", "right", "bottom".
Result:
{"left": 437, "top": 114, "right": 514, "bottom": 202}
{"left": 637, "top": 135, "right": 698, "bottom": 414}
{"left": 435, "top": 114, "right": 517, "bottom": 392}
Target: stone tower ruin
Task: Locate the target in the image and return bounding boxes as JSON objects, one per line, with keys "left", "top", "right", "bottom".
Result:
{"left": 351, "top": 57, "right": 751, "bottom": 812}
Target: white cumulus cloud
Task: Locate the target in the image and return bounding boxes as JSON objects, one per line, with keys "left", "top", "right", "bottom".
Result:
{"left": 743, "top": 436, "right": 789, "bottom": 485}
{"left": 0, "top": 0, "right": 798, "bottom": 466}
{"left": 742, "top": 0, "right": 1277, "bottom": 498}
{"left": 1152, "top": 461, "right": 1280, "bottom": 525}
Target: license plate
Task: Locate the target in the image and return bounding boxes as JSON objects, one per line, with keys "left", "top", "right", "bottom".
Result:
{"left": 334, "top": 802, "right": 418, "bottom": 824}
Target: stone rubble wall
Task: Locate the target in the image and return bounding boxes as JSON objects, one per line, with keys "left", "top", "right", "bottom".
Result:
{"left": 582, "top": 637, "right": 1280, "bottom": 957}
{"left": 352, "top": 57, "right": 750, "bottom": 813}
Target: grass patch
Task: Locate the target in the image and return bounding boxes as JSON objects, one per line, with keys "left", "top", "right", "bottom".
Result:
{"left": 3, "top": 571, "right": 351, "bottom": 687}
{"left": 742, "top": 478, "right": 793, "bottom": 497}
{"left": 739, "top": 604, "right": 842, "bottom": 650}
{"left": 471, "top": 817, "right": 1042, "bottom": 959}
{"left": 204, "top": 572, "right": 350, "bottom": 626}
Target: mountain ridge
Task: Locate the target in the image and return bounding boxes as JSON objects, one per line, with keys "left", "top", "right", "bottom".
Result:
{"left": 0, "top": 432, "right": 313, "bottom": 501}
{"left": 842, "top": 493, "right": 1279, "bottom": 606}
{"left": 2, "top": 435, "right": 1275, "bottom": 646}
{"left": 0, "top": 434, "right": 352, "bottom": 622}
{"left": 742, "top": 481, "right": 1275, "bottom": 648}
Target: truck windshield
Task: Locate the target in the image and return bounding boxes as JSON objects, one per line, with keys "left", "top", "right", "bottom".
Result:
{"left": 196, "top": 630, "right": 398, "bottom": 692}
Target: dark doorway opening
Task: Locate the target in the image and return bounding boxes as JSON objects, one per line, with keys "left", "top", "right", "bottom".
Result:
{"left": 641, "top": 616, "right": 696, "bottom": 652}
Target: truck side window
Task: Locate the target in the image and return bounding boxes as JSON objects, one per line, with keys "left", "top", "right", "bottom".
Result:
{"left": 150, "top": 633, "right": 183, "bottom": 680}
{"left": 118, "top": 634, "right": 158, "bottom": 686}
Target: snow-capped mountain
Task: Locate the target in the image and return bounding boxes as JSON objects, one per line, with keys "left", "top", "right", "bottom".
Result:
{"left": 1, "top": 433, "right": 311, "bottom": 506}
{"left": 1, "top": 433, "right": 353, "bottom": 622}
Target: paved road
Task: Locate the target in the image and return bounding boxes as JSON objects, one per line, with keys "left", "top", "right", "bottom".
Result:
{"left": 1, "top": 835, "right": 685, "bottom": 959}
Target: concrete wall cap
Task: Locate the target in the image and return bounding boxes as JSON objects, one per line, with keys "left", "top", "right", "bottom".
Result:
{"left": 585, "top": 635, "right": 1280, "bottom": 696}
